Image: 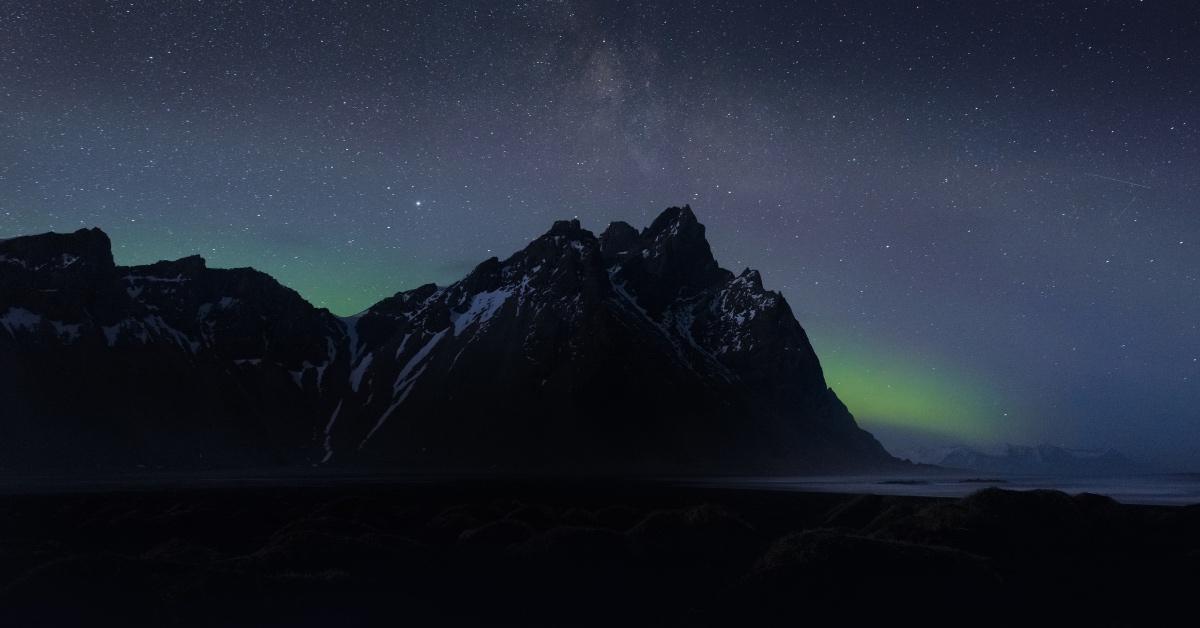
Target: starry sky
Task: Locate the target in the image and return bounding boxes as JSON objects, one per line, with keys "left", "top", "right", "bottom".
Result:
{"left": 2, "top": 1, "right": 1198, "bottom": 467}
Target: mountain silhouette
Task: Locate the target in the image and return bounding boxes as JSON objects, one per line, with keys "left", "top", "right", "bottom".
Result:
{"left": 0, "top": 206, "right": 898, "bottom": 473}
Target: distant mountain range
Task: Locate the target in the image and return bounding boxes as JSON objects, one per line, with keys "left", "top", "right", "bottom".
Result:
{"left": 0, "top": 206, "right": 901, "bottom": 474}
{"left": 900, "top": 443, "right": 1149, "bottom": 476}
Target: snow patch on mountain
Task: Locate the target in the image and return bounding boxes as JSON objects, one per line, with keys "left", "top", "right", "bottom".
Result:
{"left": 349, "top": 353, "right": 374, "bottom": 393}
{"left": 321, "top": 400, "right": 343, "bottom": 463}
{"left": 607, "top": 268, "right": 702, "bottom": 374}
{"left": 1, "top": 308, "right": 83, "bottom": 343}
{"left": 97, "top": 316, "right": 198, "bottom": 351}
{"left": 0, "top": 254, "right": 28, "bottom": 268}
{"left": 51, "top": 320, "right": 82, "bottom": 342}
{"left": 1, "top": 307, "right": 43, "bottom": 335}
{"left": 122, "top": 273, "right": 187, "bottom": 283}
{"left": 357, "top": 327, "right": 452, "bottom": 448}
{"left": 451, "top": 288, "right": 511, "bottom": 336}
{"left": 341, "top": 314, "right": 364, "bottom": 364}
{"left": 393, "top": 329, "right": 446, "bottom": 396}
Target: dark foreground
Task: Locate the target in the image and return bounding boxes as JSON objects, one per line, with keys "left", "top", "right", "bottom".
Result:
{"left": 1, "top": 481, "right": 1197, "bottom": 626}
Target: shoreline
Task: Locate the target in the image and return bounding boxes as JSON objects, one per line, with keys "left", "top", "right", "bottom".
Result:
{"left": 0, "top": 470, "right": 1195, "bottom": 506}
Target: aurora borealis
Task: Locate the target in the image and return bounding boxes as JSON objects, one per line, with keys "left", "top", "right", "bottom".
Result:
{"left": 818, "top": 338, "right": 1001, "bottom": 444}
{"left": 2, "top": 1, "right": 1198, "bottom": 466}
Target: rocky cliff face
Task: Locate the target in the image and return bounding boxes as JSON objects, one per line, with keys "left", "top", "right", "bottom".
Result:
{"left": 0, "top": 207, "right": 896, "bottom": 473}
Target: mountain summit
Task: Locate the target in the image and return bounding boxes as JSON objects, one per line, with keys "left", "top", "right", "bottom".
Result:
{"left": 0, "top": 207, "right": 897, "bottom": 473}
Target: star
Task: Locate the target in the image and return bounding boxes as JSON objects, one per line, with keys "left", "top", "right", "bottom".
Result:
{"left": 0, "top": 0, "right": 1194, "bottom": 467}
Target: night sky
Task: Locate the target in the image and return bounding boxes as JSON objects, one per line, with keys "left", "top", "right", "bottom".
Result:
{"left": 2, "top": 1, "right": 1198, "bottom": 466}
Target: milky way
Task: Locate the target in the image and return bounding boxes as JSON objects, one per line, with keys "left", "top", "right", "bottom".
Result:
{"left": 2, "top": 1, "right": 1198, "bottom": 465}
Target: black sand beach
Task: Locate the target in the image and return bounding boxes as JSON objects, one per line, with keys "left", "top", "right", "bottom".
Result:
{"left": 1, "top": 480, "right": 1196, "bottom": 626}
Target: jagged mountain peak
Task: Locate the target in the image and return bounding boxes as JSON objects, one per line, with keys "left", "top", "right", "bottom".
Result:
{"left": 459, "top": 256, "right": 503, "bottom": 292}
{"left": 0, "top": 227, "right": 115, "bottom": 274}
{"left": 368, "top": 283, "right": 441, "bottom": 317}
{"left": 603, "top": 206, "right": 731, "bottom": 314}
{"left": 641, "top": 205, "right": 713, "bottom": 262}
{"left": 546, "top": 218, "right": 587, "bottom": 237}
{"left": 125, "top": 254, "right": 208, "bottom": 277}
{"left": 517, "top": 216, "right": 598, "bottom": 250}
{"left": 599, "top": 220, "right": 641, "bottom": 263}
{"left": 4, "top": 225, "right": 110, "bottom": 245}
{"left": 493, "top": 218, "right": 606, "bottom": 297}
{"left": 735, "top": 268, "right": 764, "bottom": 290}
{"left": 644, "top": 204, "right": 699, "bottom": 234}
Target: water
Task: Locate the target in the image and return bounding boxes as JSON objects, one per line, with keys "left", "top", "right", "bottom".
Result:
{"left": 686, "top": 473, "right": 1200, "bottom": 506}
{"left": 0, "top": 471, "right": 1197, "bottom": 506}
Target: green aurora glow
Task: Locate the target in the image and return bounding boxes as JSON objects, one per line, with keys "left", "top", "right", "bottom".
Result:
{"left": 812, "top": 333, "right": 1011, "bottom": 445}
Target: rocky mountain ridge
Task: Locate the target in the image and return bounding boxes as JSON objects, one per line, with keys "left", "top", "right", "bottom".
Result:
{"left": 0, "top": 206, "right": 897, "bottom": 473}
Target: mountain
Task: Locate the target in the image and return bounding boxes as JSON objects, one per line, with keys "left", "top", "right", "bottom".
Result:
{"left": 924, "top": 444, "right": 1149, "bottom": 476}
{"left": 0, "top": 206, "right": 898, "bottom": 474}
{"left": 0, "top": 228, "right": 346, "bottom": 470}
